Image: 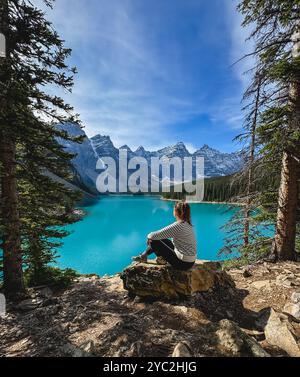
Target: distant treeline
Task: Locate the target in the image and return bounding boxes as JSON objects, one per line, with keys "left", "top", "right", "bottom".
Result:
{"left": 162, "top": 173, "right": 280, "bottom": 203}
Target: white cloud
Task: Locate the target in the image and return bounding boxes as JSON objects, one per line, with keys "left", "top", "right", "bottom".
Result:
{"left": 36, "top": 0, "right": 205, "bottom": 150}
{"left": 33, "top": 0, "right": 252, "bottom": 149}
{"left": 224, "top": 0, "right": 255, "bottom": 91}
{"left": 205, "top": 0, "right": 256, "bottom": 133}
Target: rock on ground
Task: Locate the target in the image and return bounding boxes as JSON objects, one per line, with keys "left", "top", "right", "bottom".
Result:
{"left": 120, "top": 260, "right": 234, "bottom": 299}
{"left": 172, "top": 342, "right": 193, "bottom": 357}
{"left": 214, "top": 319, "right": 269, "bottom": 357}
{"left": 264, "top": 309, "right": 300, "bottom": 357}
{"left": 283, "top": 302, "right": 300, "bottom": 320}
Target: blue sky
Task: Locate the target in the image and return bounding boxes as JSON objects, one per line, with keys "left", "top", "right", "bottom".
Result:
{"left": 40, "top": 0, "right": 252, "bottom": 153}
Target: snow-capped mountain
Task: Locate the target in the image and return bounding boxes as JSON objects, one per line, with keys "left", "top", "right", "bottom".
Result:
{"left": 157, "top": 142, "right": 191, "bottom": 159}
{"left": 194, "top": 144, "right": 243, "bottom": 177}
{"left": 91, "top": 134, "right": 244, "bottom": 177}
{"left": 57, "top": 128, "right": 244, "bottom": 195}
{"left": 90, "top": 134, "right": 119, "bottom": 160}
{"left": 133, "top": 146, "right": 156, "bottom": 160}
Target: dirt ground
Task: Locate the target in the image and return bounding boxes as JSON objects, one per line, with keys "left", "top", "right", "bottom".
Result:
{"left": 1, "top": 261, "right": 300, "bottom": 357}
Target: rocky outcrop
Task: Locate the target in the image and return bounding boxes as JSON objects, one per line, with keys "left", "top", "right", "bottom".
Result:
{"left": 120, "top": 260, "right": 234, "bottom": 299}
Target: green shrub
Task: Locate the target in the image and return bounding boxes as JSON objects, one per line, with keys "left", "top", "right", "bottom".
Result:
{"left": 222, "top": 256, "right": 253, "bottom": 270}
{"left": 24, "top": 266, "right": 78, "bottom": 288}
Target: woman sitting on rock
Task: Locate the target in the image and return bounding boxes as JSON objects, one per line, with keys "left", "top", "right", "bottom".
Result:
{"left": 133, "top": 201, "right": 196, "bottom": 271}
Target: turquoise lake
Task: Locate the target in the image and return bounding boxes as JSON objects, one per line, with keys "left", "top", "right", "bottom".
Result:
{"left": 56, "top": 196, "right": 239, "bottom": 276}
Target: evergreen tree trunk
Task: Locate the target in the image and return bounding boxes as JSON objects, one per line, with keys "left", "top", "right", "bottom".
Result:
{"left": 0, "top": 135, "right": 25, "bottom": 295}
{"left": 271, "top": 17, "right": 300, "bottom": 261}
{"left": 0, "top": 0, "right": 25, "bottom": 296}
{"left": 272, "top": 152, "right": 299, "bottom": 260}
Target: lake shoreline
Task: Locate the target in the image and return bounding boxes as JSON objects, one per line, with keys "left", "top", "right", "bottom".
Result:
{"left": 160, "top": 196, "right": 244, "bottom": 206}
{"left": 97, "top": 194, "right": 244, "bottom": 206}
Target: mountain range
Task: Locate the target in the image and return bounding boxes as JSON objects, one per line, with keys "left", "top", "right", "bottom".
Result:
{"left": 58, "top": 123, "right": 244, "bottom": 195}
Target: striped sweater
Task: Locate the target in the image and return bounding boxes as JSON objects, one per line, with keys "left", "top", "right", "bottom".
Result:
{"left": 147, "top": 221, "right": 197, "bottom": 263}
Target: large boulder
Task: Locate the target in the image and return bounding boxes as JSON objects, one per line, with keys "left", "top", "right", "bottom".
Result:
{"left": 264, "top": 309, "right": 300, "bottom": 357}
{"left": 120, "top": 260, "right": 234, "bottom": 299}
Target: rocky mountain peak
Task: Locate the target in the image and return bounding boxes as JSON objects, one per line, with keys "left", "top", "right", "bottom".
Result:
{"left": 90, "top": 134, "right": 118, "bottom": 157}
{"left": 195, "top": 144, "right": 220, "bottom": 155}
{"left": 119, "top": 145, "right": 132, "bottom": 152}
{"left": 91, "top": 134, "right": 114, "bottom": 146}
{"left": 158, "top": 141, "right": 191, "bottom": 158}
{"left": 136, "top": 146, "right": 146, "bottom": 153}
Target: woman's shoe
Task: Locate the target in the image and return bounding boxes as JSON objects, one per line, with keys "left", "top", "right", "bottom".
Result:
{"left": 156, "top": 256, "right": 167, "bottom": 265}
{"left": 132, "top": 254, "right": 148, "bottom": 263}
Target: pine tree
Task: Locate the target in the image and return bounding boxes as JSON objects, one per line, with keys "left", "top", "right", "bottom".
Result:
{"left": 238, "top": 0, "right": 300, "bottom": 261}
{"left": 17, "top": 141, "right": 82, "bottom": 287}
{"left": 0, "top": 0, "right": 24, "bottom": 295}
{"left": 0, "top": 0, "right": 82, "bottom": 297}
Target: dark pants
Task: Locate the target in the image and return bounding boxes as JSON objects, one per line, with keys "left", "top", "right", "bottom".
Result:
{"left": 145, "top": 239, "right": 194, "bottom": 271}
